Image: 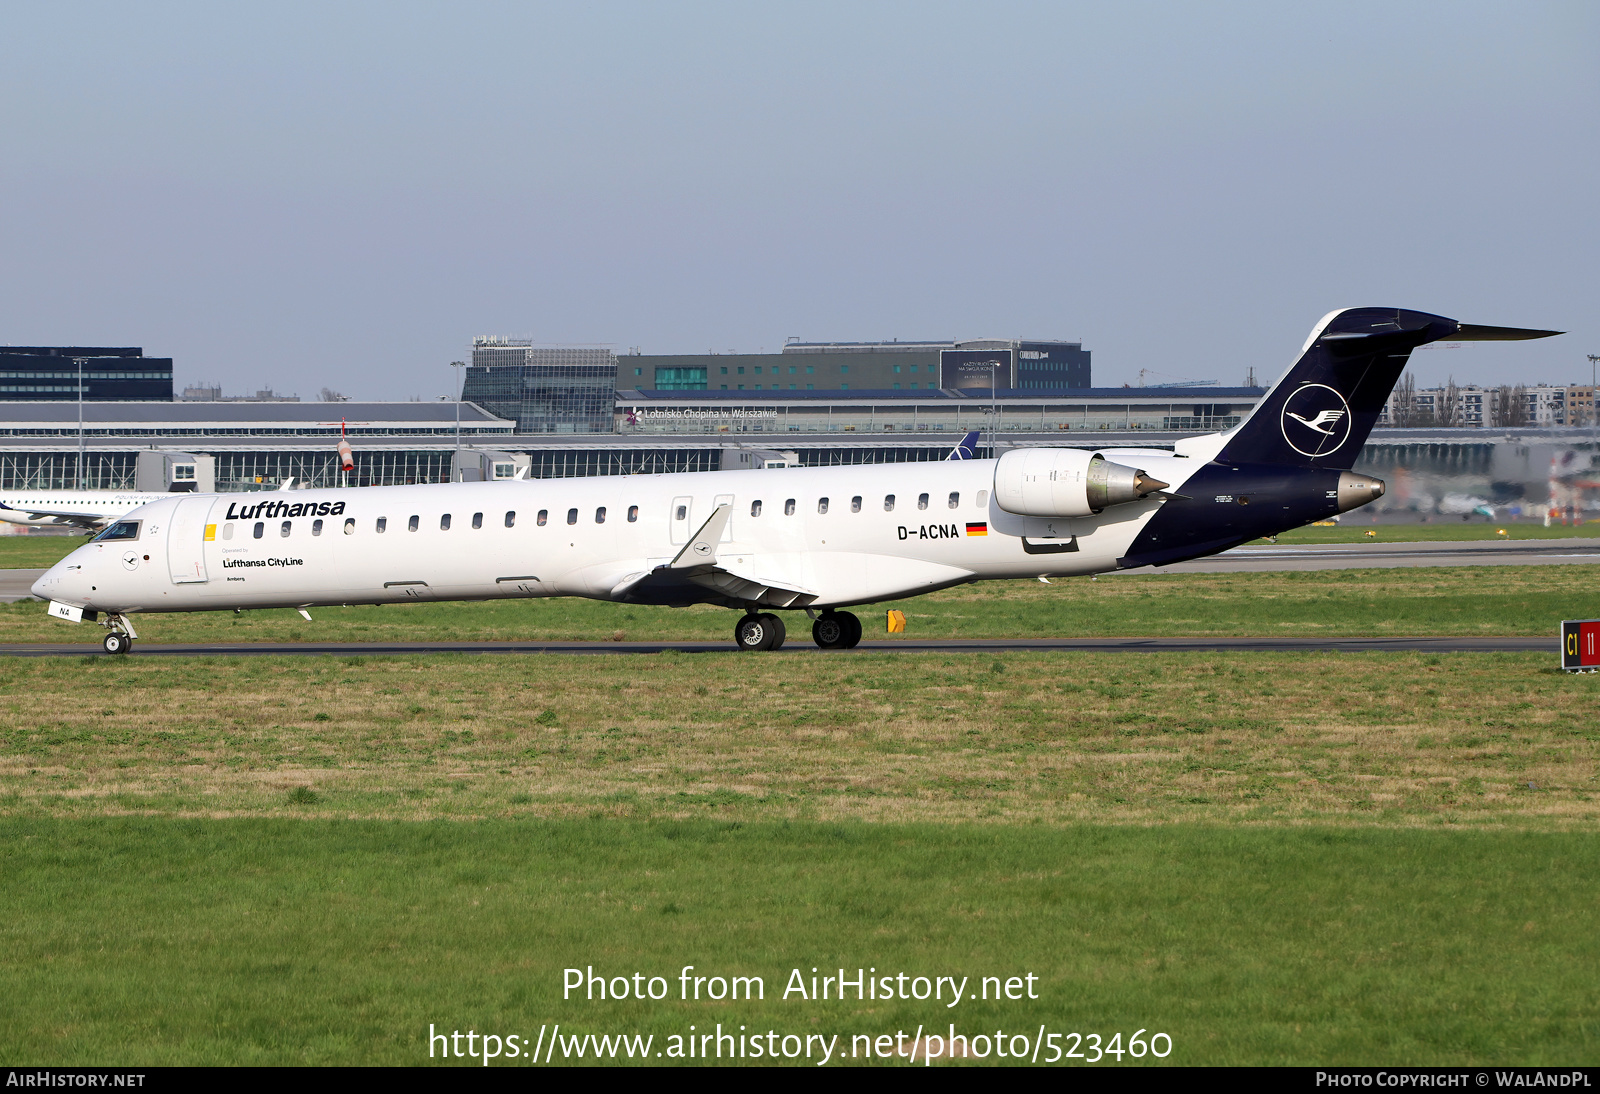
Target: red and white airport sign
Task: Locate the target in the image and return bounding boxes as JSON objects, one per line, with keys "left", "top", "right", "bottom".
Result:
{"left": 1561, "top": 619, "right": 1600, "bottom": 672}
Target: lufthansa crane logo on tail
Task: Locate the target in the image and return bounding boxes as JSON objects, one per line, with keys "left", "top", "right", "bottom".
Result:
{"left": 1280, "top": 384, "right": 1352, "bottom": 458}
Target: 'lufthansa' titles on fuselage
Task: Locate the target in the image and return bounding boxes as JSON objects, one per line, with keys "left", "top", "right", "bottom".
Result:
{"left": 223, "top": 500, "right": 347, "bottom": 520}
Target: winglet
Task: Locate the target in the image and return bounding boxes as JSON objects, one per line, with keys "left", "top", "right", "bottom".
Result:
{"left": 946, "top": 430, "right": 981, "bottom": 461}
{"left": 668, "top": 504, "right": 731, "bottom": 569}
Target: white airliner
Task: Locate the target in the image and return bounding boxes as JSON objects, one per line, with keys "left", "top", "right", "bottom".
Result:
{"left": 0, "top": 489, "right": 184, "bottom": 531}
{"left": 31, "top": 307, "right": 1561, "bottom": 654}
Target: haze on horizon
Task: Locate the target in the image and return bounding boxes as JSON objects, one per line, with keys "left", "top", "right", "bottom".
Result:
{"left": 1, "top": 1, "right": 1594, "bottom": 400}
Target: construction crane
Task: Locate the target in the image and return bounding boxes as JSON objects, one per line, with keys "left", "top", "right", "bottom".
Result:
{"left": 1138, "top": 368, "right": 1218, "bottom": 388}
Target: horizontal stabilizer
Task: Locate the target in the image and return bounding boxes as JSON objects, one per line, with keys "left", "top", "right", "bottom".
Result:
{"left": 1449, "top": 324, "right": 1564, "bottom": 341}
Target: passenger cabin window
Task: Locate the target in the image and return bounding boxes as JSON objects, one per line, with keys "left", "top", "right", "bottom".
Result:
{"left": 505, "top": 511, "right": 516, "bottom": 528}
{"left": 253, "top": 522, "right": 265, "bottom": 539}
{"left": 817, "top": 497, "right": 829, "bottom": 514}
{"left": 750, "top": 500, "right": 762, "bottom": 517}
{"left": 343, "top": 518, "right": 355, "bottom": 535}
{"left": 884, "top": 495, "right": 895, "bottom": 512}
{"left": 93, "top": 520, "right": 140, "bottom": 543}
{"left": 280, "top": 521, "right": 292, "bottom": 538}
{"left": 628, "top": 505, "right": 638, "bottom": 522}
{"left": 918, "top": 493, "right": 929, "bottom": 510}
{"left": 222, "top": 523, "right": 234, "bottom": 541}
{"left": 566, "top": 508, "right": 577, "bottom": 525}
{"left": 537, "top": 510, "right": 547, "bottom": 526}
{"left": 851, "top": 496, "right": 862, "bottom": 513}
{"left": 784, "top": 498, "right": 796, "bottom": 516}
{"left": 595, "top": 507, "right": 606, "bottom": 524}
{"left": 375, "top": 517, "right": 387, "bottom": 533}
{"left": 948, "top": 491, "right": 960, "bottom": 509}
{"left": 440, "top": 514, "right": 452, "bottom": 530}
{"left": 407, "top": 515, "right": 419, "bottom": 532}
{"left": 472, "top": 512, "right": 483, "bottom": 529}
{"left": 312, "top": 519, "right": 323, "bottom": 536}
{"left": 976, "top": 490, "right": 989, "bottom": 508}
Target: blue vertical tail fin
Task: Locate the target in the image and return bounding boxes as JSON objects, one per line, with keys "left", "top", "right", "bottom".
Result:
{"left": 1215, "top": 308, "right": 1560, "bottom": 470}
{"left": 946, "top": 430, "right": 981, "bottom": 461}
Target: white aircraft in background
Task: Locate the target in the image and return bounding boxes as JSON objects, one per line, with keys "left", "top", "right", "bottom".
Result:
{"left": 31, "top": 307, "right": 1561, "bottom": 654}
{"left": 0, "top": 489, "right": 185, "bottom": 531}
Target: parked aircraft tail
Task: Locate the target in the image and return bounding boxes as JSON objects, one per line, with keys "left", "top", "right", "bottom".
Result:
{"left": 1215, "top": 308, "right": 1560, "bottom": 470}
{"left": 946, "top": 431, "right": 981, "bottom": 461}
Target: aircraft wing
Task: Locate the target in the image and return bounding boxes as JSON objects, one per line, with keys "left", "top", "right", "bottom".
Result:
{"left": 0, "top": 503, "right": 108, "bottom": 530}
{"left": 608, "top": 504, "right": 820, "bottom": 608}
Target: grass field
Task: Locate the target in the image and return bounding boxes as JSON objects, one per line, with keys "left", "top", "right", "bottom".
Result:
{"left": 2, "top": 651, "right": 1596, "bottom": 826}
{"left": 2, "top": 562, "right": 1596, "bottom": 646}
{"left": 4, "top": 554, "right": 1599, "bottom": 1065}
{"left": 2, "top": 818, "right": 1595, "bottom": 1065}
{"left": 1253, "top": 521, "right": 1600, "bottom": 544}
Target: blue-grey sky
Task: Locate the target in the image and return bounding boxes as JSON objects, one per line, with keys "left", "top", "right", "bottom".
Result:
{"left": 1, "top": 1, "right": 1594, "bottom": 397}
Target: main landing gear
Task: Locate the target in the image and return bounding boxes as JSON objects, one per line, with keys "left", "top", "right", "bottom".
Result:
{"left": 734, "top": 610, "right": 861, "bottom": 651}
{"left": 99, "top": 613, "right": 137, "bottom": 655}
{"left": 811, "top": 610, "right": 861, "bottom": 650}
{"left": 734, "top": 612, "right": 786, "bottom": 651}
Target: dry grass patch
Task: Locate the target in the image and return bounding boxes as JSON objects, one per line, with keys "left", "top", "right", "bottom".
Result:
{"left": 0, "top": 650, "right": 1595, "bottom": 826}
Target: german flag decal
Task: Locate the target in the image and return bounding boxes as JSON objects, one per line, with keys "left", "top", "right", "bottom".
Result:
{"left": 966, "top": 522, "right": 988, "bottom": 536}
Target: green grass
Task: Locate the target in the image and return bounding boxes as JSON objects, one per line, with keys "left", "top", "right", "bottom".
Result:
{"left": 0, "top": 818, "right": 1594, "bottom": 1065}
{"left": 1252, "top": 521, "right": 1600, "bottom": 544}
{"left": 3, "top": 563, "right": 1596, "bottom": 645}
{"left": 4, "top": 562, "right": 1598, "bottom": 1066}
{"left": 0, "top": 534, "right": 92, "bottom": 569}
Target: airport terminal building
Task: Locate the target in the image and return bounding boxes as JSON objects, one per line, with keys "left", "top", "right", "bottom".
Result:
{"left": 0, "top": 336, "right": 1591, "bottom": 517}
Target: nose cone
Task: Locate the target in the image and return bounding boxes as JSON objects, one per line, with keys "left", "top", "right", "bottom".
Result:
{"left": 32, "top": 551, "right": 92, "bottom": 604}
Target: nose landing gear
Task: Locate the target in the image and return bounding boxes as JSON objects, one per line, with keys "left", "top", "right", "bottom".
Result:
{"left": 99, "top": 613, "right": 137, "bottom": 655}
{"left": 811, "top": 610, "right": 862, "bottom": 650}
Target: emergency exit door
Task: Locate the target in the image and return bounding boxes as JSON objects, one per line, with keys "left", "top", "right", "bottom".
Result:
{"left": 669, "top": 496, "right": 692, "bottom": 545}
{"left": 167, "top": 495, "right": 216, "bottom": 584}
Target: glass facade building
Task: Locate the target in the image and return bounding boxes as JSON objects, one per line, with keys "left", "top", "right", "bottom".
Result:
{"left": 0, "top": 347, "right": 173, "bottom": 401}
{"left": 464, "top": 339, "right": 616, "bottom": 433}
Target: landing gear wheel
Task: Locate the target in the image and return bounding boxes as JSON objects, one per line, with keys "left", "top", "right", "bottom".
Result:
{"left": 735, "top": 613, "right": 783, "bottom": 651}
{"left": 102, "top": 632, "right": 131, "bottom": 655}
{"left": 838, "top": 611, "right": 862, "bottom": 649}
{"left": 758, "top": 613, "right": 785, "bottom": 650}
{"left": 812, "top": 612, "right": 850, "bottom": 649}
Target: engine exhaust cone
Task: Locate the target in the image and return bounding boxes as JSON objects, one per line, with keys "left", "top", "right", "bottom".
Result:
{"left": 1133, "top": 472, "right": 1169, "bottom": 496}
{"left": 1087, "top": 456, "right": 1167, "bottom": 510}
{"left": 1335, "top": 471, "right": 1386, "bottom": 514}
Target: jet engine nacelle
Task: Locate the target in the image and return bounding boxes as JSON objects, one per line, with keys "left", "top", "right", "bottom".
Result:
{"left": 993, "top": 448, "right": 1169, "bottom": 518}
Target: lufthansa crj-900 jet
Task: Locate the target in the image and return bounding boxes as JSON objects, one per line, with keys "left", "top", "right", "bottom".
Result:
{"left": 32, "top": 308, "right": 1561, "bottom": 654}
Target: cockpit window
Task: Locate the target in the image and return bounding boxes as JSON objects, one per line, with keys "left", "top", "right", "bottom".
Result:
{"left": 93, "top": 520, "right": 140, "bottom": 543}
